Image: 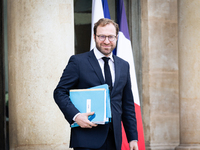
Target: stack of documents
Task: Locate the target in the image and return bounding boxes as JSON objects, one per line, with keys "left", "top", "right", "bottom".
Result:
{"left": 70, "top": 84, "right": 111, "bottom": 128}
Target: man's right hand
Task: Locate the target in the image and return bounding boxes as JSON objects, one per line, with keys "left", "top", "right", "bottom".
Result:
{"left": 75, "top": 112, "right": 98, "bottom": 128}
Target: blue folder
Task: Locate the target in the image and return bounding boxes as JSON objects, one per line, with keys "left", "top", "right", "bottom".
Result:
{"left": 89, "top": 84, "right": 111, "bottom": 119}
{"left": 70, "top": 84, "right": 111, "bottom": 128}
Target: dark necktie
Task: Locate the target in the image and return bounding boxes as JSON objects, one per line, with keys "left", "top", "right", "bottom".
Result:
{"left": 102, "top": 57, "right": 113, "bottom": 91}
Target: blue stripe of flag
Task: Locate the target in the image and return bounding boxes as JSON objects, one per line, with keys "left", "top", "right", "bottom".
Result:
{"left": 102, "top": 0, "right": 111, "bottom": 19}
{"left": 117, "top": 0, "right": 130, "bottom": 40}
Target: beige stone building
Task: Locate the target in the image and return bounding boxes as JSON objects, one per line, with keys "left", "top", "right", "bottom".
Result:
{"left": 0, "top": 0, "right": 200, "bottom": 150}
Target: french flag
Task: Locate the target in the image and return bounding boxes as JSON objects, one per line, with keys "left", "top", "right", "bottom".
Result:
{"left": 90, "top": 0, "right": 145, "bottom": 149}
{"left": 116, "top": 0, "right": 145, "bottom": 150}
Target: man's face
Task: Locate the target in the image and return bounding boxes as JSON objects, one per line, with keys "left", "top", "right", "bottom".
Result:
{"left": 94, "top": 24, "right": 118, "bottom": 57}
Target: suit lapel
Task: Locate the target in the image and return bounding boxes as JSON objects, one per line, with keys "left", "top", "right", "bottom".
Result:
{"left": 87, "top": 51, "right": 122, "bottom": 94}
{"left": 88, "top": 50, "right": 105, "bottom": 85}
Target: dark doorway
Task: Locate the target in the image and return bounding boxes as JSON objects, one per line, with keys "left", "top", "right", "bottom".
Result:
{"left": 0, "top": 0, "right": 9, "bottom": 149}
{"left": 74, "top": 0, "right": 117, "bottom": 55}
{"left": 0, "top": 0, "right": 7, "bottom": 149}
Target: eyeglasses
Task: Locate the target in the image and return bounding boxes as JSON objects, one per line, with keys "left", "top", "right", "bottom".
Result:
{"left": 96, "top": 35, "right": 116, "bottom": 42}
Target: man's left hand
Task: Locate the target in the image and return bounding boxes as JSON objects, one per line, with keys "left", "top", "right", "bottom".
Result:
{"left": 129, "top": 140, "right": 138, "bottom": 150}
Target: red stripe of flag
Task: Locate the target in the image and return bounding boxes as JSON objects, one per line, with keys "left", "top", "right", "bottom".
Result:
{"left": 121, "top": 104, "right": 145, "bottom": 150}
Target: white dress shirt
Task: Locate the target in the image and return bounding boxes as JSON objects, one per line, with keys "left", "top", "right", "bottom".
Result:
{"left": 93, "top": 47, "right": 115, "bottom": 87}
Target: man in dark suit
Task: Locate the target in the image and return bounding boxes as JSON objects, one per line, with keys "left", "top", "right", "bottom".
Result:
{"left": 54, "top": 18, "right": 138, "bottom": 150}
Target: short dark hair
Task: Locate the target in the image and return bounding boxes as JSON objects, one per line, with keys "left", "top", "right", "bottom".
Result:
{"left": 93, "top": 18, "right": 119, "bottom": 36}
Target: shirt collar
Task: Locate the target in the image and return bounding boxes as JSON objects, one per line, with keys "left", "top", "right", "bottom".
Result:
{"left": 94, "top": 47, "right": 114, "bottom": 62}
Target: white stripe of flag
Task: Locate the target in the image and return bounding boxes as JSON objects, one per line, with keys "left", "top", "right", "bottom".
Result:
{"left": 90, "top": 0, "right": 104, "bottom": 50}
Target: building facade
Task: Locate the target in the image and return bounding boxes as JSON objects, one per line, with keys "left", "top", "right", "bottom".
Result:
{"left": 1, "top": 0, "right": 200, "bottom": 150}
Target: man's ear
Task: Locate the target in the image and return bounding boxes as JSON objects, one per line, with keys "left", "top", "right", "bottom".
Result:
{"left": 93, "top": 34, "right": 96, "bottom": 40}
{"left": 116, "top": 35, "right": 118, "bottom": 41}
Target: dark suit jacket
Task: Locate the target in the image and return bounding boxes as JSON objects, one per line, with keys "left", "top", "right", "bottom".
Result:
{"left": 54, "top": 50, "right": 138, "bottom": 150}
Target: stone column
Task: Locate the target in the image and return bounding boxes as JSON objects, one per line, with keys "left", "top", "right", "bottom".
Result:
{"left": 176, "top": 1, "right": 200, "bottom": 150}
{"left": 7, "top": 0, "right": 74, "bottom": 149}
{"left": 141, "top": 0, "right": 179, "bottom": 149}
